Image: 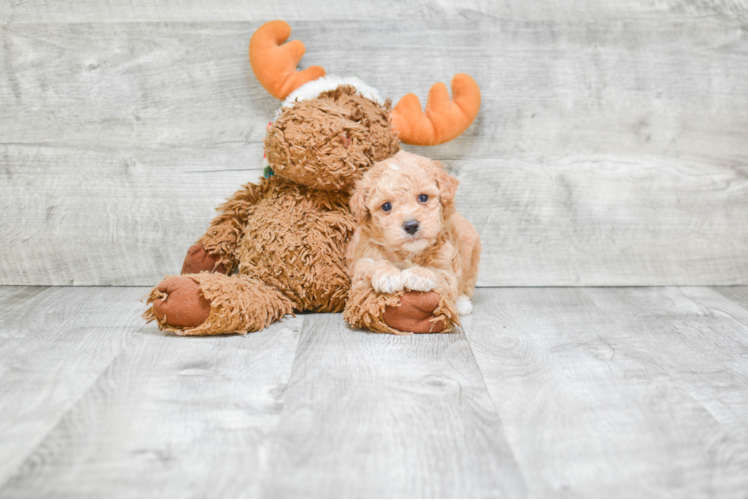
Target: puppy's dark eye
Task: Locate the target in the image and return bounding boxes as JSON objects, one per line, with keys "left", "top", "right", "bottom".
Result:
{"left": 418, "top": 194, "right": 429, "bottom": 203}
{"left": 381, "top": 202, "right": 392, "bottom": 212}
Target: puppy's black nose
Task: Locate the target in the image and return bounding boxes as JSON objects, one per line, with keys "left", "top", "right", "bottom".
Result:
{"left": 403, "top": 220, "right": 420, "bottom": 235}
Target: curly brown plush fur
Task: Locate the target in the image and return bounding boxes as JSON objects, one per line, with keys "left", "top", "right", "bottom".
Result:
{"left": 343, "top": 284, "right": 457, "bottom": 335}
{"left": 266, "top": 87, "right": 397, "bottom": 191}
{"left": 197, "top": 181, "right": 268, "bottom": 275}
{"left": 144, "top": 87, "right": 402, "bottom": 335}
{"left": 144, "top": 273, "right": 294, "bottom": 336}
{"left": 233, "top": 176, "right": 354, "bottom": 312}
{"left": 144, "top": 20, "right": 480, "bottom": 336}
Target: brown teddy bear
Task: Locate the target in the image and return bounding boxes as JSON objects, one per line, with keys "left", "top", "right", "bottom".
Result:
{"left": 143, "top": 20, "right": 480, "bottom": 335}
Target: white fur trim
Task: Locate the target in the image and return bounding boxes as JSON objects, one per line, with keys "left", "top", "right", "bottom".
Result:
{"left": 456, "top": 295, "right": 473, "bottom": 316}
{"left": 276, "top": 75, "right": 384, "bottom": 118}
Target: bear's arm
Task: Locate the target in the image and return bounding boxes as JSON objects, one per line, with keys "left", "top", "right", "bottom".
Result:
{"left": 196, "top": 181, "right": 268, "bottom": 274}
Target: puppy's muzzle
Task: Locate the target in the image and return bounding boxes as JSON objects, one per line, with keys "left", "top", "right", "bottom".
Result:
{"left": 403, "top": 220, "right": 420, "bottom": 235}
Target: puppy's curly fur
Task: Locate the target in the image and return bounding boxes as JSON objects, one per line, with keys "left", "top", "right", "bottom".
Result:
{"left": 346, "top": 151, "right": 481, "bottom": 320}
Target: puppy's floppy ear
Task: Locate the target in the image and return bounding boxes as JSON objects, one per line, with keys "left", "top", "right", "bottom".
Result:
{"left": 349, "top": 178, "right": 369, "bottom": 223}
{"left": 432, "top": 160, "right": 459, "bottom": 207}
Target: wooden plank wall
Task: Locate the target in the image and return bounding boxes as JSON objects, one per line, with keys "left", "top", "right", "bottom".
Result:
{"left": 1, "top": 1, "right": 747, "bottom": 286}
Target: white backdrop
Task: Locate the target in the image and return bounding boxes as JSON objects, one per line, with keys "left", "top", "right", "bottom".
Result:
{"left": 1, "top": 0, "right": 747, "bottom": 285}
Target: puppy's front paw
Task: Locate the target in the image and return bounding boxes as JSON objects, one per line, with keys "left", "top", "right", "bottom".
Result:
{"left": 371, "top": 267, "right": 403, "bottom": 294}
{"left": 456, "top": 294, "right": 473, "bottom": 315}
{"left": 401, "top": 267, "right": 437, "bottom": 292}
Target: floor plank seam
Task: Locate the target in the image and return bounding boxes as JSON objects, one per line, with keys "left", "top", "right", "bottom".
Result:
{"left": 456, "top": 324, "right": 532, "bottom": 495}
{"left": 579, "top": 287, "right": 738, "bottom": 431}
{"left": 702, "top": 288, "right": 748, "bottom": 331}
{"left": 0, "top": 324, "right": 147, "bottom": 493}
{"left": 249, "top": 315, "right": 306, "bottom": 493}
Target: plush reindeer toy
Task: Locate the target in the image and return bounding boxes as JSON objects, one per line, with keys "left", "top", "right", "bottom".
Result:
{"left": 143, "top": 20, "right": 481, "bottom": 335}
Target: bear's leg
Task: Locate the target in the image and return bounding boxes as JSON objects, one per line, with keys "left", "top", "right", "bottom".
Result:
{"left": 143, "top": 274, "right": 294, "bottom": 336}
{"left": 180, "top": 244, "right": 227, "bottom": 275}
{"left": 343, "top": 284, "right": 458, "bottom": 335}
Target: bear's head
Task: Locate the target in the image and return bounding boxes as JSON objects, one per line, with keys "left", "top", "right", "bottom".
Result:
{"left": 250, "top": 20, "right": 481, "bottom": 192}
{"left": 265, "top": 83, "right": 399, "bottom": 191}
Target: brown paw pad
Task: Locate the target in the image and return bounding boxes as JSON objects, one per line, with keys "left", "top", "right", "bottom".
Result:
{"left": 383, "top": 291, "right": 445, "bottom": 334}
{"left": 152, "top": 276, "right": 211, "bottom": 328}
{"left": 181, "top": 244, "right": 226, "bottom": 275}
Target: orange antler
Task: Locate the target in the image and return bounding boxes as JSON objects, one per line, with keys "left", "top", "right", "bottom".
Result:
{"left": 390, "top": 74, "right": 481, "bottom": 146}
{"left": 249, "top": 20, "right": 326, "bottom": 100}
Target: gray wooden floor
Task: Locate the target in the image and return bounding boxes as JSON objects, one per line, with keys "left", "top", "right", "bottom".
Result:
{"left": 1, "top": 286, "right": 747, "bottom": 498}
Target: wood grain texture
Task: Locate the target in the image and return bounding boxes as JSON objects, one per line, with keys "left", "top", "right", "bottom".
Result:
{"left": 258, "top": 313, "right": 526, "bottom": 498}
{"left": 0, "top": 313, "right": 303, "bottom": 498}
{"left": 5, "top": 0, "right": 748, "bottom": 23}
{"left": 2, "top": 0, "right": 420, "bottom": 23}
{"left": 1, "top": 144, "right": 263, "bottom": 285}
{"left": 2, "top": 285, "right": 748, "bottom": 496}
{"left": 462, "top": 286, "right": 748, "bottom": 497}
{"left": 458, "top": 156, "right": 748, "bottom": 286}
{"left": 4, "top": 19, "right": 747, "bottom": 159}
{"left": 0, "top": 286, "right": 146, "bottom": 489}
{"left": 587, "top": 286, "right": 748, "bottom": 495}
{"left": 2, "top": 6, "right": 748, "bottom": 286}
{"left": 712, "top": 286, "right": 748, "bottom": 310}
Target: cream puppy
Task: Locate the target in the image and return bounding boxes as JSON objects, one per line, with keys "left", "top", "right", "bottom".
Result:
{"left": 347, "top": 150, "right": 481, "bottom": 315}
